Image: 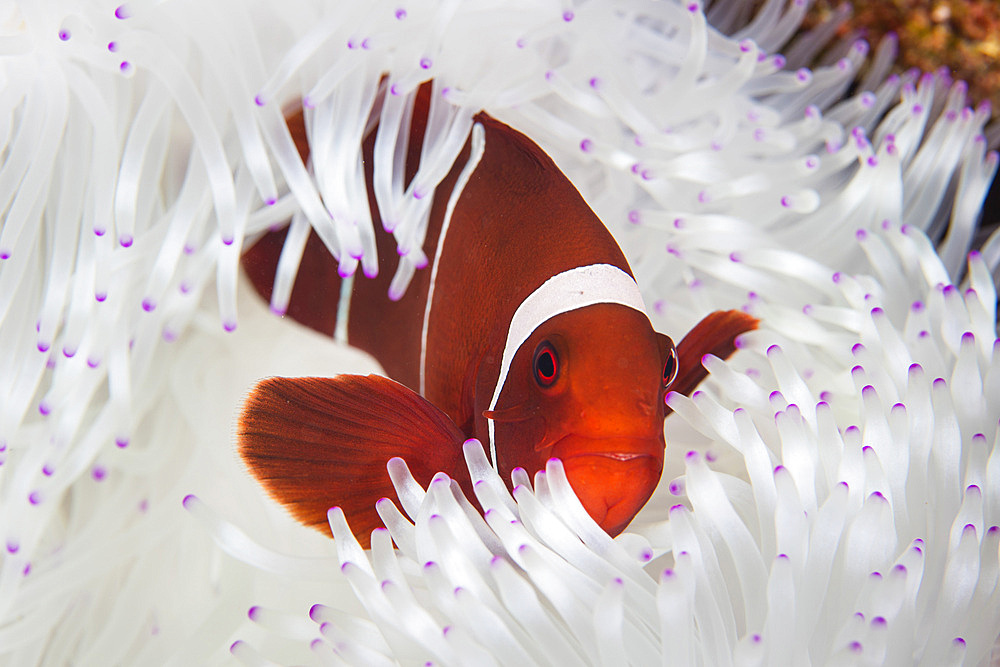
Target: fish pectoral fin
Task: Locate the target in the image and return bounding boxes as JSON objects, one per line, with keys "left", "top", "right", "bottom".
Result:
{"left": 481, "top": 402, "right": 539, "bottom": 422}
{"left": 238, "top": 374, "right": 468, "bottom": 548}
{"left": 669, "top": 310, "right": 759, "bottom": 401}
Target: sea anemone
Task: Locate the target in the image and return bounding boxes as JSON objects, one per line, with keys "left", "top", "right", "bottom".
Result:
{"left": 200, "top": 225, "right": 1000, "bottom": 665}
{"left": 0, "top": 0, "right": 997, "bottom": 664}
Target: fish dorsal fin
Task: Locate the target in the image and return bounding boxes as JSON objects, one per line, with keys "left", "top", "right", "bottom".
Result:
{"left": 670, "top": 309, "right": 759, "bottom": 399}
{"left": 238, "top": 374, "right": 468, "bottom": 547}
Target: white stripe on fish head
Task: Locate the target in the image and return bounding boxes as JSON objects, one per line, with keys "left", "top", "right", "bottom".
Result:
{"left": 486, "top": 263, "right": 649, "bottom": 469}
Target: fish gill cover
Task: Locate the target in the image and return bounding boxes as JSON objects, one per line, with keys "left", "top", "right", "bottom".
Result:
{"left": 0, "top": 0, "right": 998, "bottom": 664}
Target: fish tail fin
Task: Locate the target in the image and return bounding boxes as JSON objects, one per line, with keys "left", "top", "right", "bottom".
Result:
{"left": 238, "top": 374, "right": 469, "bottom": 547}
{"left": 672, "top": 309, "right": 759, "bottom": 398}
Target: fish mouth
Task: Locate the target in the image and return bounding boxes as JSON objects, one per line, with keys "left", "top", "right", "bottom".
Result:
{"left": 562, "top": 450, "right": 654, "bottom": 463}
{"left": 550, "top": 433, "right": 664, "bottom": 537}
{"left": 550, "top": 433, "right": 662, "bottom": 462}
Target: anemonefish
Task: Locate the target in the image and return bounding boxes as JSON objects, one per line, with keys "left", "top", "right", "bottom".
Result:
{"left": 239, "top": 84, "right": 757, "bottom": 547}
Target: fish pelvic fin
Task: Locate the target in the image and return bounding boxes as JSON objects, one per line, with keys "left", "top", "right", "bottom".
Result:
{"left": 670, "top": 309, "right": 759, "bottom": 399}
{"left": 238, "top": 374, "right": 468, "bottom": 548}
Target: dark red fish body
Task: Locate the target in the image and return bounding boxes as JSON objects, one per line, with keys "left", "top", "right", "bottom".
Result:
{"left": 240, "top": 86, "right": 756, "bottom": 545}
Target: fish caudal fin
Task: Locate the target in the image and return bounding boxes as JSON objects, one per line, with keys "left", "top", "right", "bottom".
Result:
{"left": 238, "top": 374, "right": 468, "bottom": 547}
{"left": 671, "top": 310, "right": 759, "bottom": 398}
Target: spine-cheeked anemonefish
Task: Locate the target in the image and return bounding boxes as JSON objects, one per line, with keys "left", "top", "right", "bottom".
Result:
{"left": 240, "top": 84, "right": 757, "bottom": 547}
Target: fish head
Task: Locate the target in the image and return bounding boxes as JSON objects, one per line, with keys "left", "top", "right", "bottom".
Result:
{"left": 487, "top": 303, "right": 677, "bottom": 536}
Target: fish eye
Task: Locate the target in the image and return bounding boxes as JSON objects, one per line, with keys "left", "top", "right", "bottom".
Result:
{"left": 662, "top": 346, "right": 678, "bottom": 388}
{"left": 533, "top": 340, "right": 559, "bottom": 387}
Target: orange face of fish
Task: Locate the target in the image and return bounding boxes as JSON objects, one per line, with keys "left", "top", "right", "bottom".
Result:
{"left": 488, "top": 304, "right": 677, "bottom": 535}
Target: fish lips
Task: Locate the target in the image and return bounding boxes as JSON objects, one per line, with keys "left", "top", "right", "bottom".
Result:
{"left": 551, "top": 433, "right": 664, "bottom": 537}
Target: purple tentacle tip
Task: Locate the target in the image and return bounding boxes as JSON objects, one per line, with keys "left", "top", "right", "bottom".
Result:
{"left": 182, "top": 494, "right": 197, "bottom": 508}
{"left": 223, "top": 320, "right": 238, "bottom": 332}
{"left": 114, "top": 5, "right": 130, "bottom": 19}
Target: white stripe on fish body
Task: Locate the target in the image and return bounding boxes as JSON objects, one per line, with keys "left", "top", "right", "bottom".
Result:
{"left": 486, "top": 263, "right": 649, "bottom": 469}
{"left": 334, "top": 273, "right": 354, "bottom": 343}
{"left": 419, "top": 122, "right": 486, "bottom": 396}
